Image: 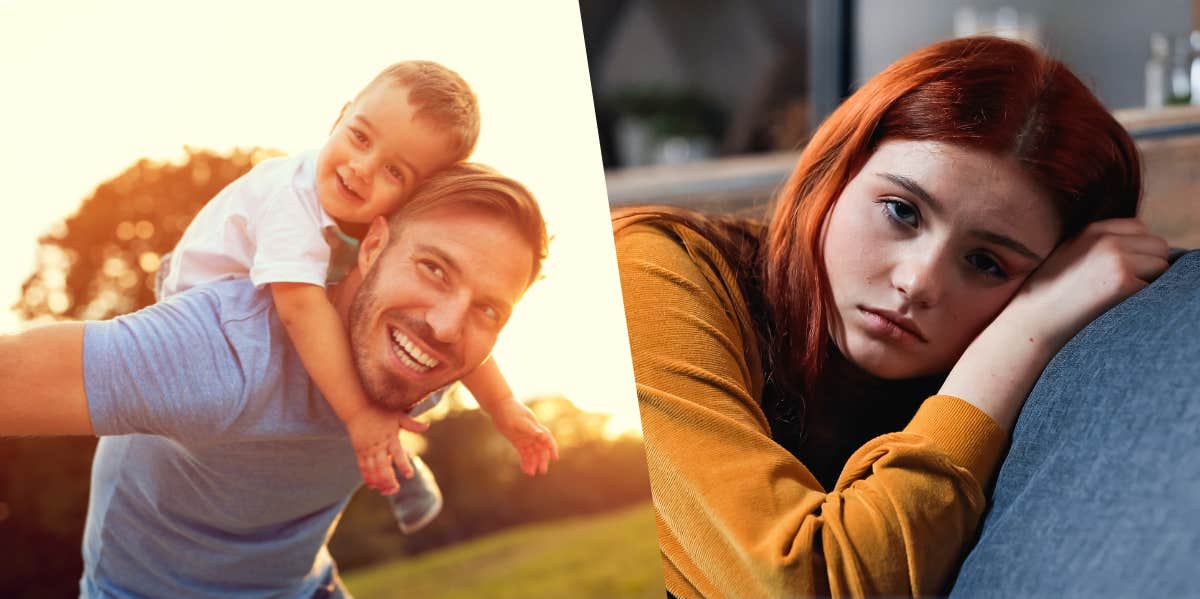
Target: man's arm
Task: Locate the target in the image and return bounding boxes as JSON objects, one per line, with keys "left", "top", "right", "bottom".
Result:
{"left": 0, "top": 322, "right": 93, "bottom": 436}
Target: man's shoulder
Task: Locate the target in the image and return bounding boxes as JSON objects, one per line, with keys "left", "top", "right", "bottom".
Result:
{"left": 132, "top": 279, "right": 282, "bottom": 365}
{"left": 84, "top": 280, "right": 286, "bottom": 438}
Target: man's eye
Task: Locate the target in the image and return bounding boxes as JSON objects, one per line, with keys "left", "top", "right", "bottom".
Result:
{"left": 880, "top": 198, "right": 919, "bottom": 227}
{"left": 420, "top": 261, "right": 445, "bottom": 281}
{"left": 481, "top": 305, "right": 500, "bottom": 322}
{"left": 966, "top": 253, "right": 1009, "bottom": 280}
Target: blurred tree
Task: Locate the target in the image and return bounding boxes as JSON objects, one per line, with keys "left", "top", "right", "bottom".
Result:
{"left": 2, "top": 147, "right": 277, "bottom": 597}
{"left": 15, "top": 146, "right": 280, "bottom": 322}
{"left": 330, "top": 395, "right": 652, "bottom": 570}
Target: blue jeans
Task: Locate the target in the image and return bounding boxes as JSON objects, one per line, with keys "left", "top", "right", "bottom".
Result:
{"left": 949, "top": 250, "right": 1200, "bottom": 597}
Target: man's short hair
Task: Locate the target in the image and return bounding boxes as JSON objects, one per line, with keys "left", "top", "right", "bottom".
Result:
{"left": 389, "top": 163, "right": 549, "bottom": 286}
{"left": 358, "top": 61, "right": 481, "bottom": 162}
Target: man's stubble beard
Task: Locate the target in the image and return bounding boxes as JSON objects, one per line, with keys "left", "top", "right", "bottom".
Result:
{"left": 347, "top": 264, "right": 423, "bottom": 412}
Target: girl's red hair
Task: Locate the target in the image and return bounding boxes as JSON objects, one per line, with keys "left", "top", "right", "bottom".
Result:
{"left": 766, "top": 35, "right": 1141, "bottom": 395}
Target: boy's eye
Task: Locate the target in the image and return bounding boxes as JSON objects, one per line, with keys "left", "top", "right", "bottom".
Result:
{"left": 880, "top": 198, "right": 919, "bottom": 227}
{"left": 387, "top": 165, "right": 405, "bottom": 181}
{"left": 966, "top": 253, "right": 1009, "bottom": 280}
{"left": 350, "top": 128, "right": 368, "bottom": 145}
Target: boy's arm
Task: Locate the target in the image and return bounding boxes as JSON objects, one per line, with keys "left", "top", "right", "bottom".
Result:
{"left": 270, "top": 282, "right": 427, "bottom": 493}
{"left": 460, "top": 357, "right": 514, "bottom": 412}
{"left": 0, "top": 323, "right": 92, "bottom": 436}
{"left": 462, "top": 358, "right": 558, "bottom": 475}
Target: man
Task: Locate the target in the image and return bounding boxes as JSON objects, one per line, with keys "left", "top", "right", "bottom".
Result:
{"left": 0, "top": 164, "right": 548, "bottom": 598}
{"left": 948, "top": 249, "right": 1200, "bottom": 597}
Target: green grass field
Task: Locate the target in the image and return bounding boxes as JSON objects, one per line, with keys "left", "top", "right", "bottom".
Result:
{"left": 343, "top": 503, "right": 664, "bottom": 599}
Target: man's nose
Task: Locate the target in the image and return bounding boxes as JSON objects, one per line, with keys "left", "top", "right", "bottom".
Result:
{"left": 427, "top": 293, "right": 469, "bottom": 345}
{"left": 892, "top": 248, "right": 944, "bottom": 309}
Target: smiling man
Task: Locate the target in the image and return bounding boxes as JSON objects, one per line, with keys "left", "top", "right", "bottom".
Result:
{"left": 0, "top": 163, "right": 547, "bottom": 598}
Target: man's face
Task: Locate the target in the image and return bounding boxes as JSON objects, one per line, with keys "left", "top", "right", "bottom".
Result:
{"left": 316, "top": 84, "right": 459, "bottom": 226}
{"left": 347, "top": 206, "right": 534, "bottom": 410}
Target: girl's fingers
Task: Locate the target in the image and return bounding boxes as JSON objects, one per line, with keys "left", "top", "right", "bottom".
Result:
{"left": 1109, "top": 232, "right": 1170, "bottom": 259}
{"left": 1128, "top": 252, "right": 1170, "bottom": 283}
{"left": 1085, "top": 218, "right": 1149, "bottom": 236}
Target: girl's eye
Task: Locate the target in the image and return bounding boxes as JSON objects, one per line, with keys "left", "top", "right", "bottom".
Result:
{"left": 387, "top": 165, "right": 405, "bottom": 182}
{"left": 880, "top": 198, "right": 919, "bottom": 227}
{"left": 350, "top": 128, "right": 368, "bottom": 145}
{"left": 966, "top": 253, "right": 1009, "bottom": 280}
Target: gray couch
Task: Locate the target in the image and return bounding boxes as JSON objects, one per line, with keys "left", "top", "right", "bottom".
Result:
{"left": 949, "top": 249, "right": 1200, "bottom": 597}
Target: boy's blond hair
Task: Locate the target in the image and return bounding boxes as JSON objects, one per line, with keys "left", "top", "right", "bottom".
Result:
{"left": 359, "top": 61, "right": 481, "bottom": 162}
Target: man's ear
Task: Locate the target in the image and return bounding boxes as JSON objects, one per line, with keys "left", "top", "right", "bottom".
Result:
{"left": 357, "top": 216, "right": 392, "bottom": 274}
{"left": 330, "top": 102, "right": 350, "bottom": 134}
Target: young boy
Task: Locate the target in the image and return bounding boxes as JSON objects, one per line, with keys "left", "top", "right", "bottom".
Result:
{"left": 156, "top": 61, "right": 557, "bottom": 532}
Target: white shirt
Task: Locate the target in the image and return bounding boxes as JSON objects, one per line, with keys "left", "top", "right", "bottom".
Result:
{"left": 158, "top": 150, "right": 352, "bottom": 298}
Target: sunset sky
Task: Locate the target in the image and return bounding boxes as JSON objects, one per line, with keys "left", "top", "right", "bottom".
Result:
{"left": 0, "top": 1, "right": 640, "bottom": 433}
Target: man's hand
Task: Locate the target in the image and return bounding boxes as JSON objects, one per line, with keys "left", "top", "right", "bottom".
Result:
{"left": 347, "top": 407, "right": 429, "bottom": 495}
{"left": 489, "top": 399, "right": 558, "bottom": 476}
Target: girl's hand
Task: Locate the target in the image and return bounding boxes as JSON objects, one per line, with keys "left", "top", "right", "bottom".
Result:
{"left": 941, "top": 218, "right": 1169, "bottom": 430}
{"left": 1000, "top": 218, "right": 1170, "bottom": 353}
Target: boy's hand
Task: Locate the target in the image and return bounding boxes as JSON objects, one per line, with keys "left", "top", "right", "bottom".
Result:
{"left": 490, "top": 399, "right": 559, "bottom": 476}
{"left": 348, "top": 407, "right": 430, "bottom": 495}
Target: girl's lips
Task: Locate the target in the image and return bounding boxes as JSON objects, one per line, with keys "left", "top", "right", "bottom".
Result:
{"left": 858, "top": 307, "right": 927, "bottom": 343}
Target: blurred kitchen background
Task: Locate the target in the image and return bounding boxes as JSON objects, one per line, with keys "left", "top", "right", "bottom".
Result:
{"left": 584, "top": 0, "right": 1200, "bottom": 248}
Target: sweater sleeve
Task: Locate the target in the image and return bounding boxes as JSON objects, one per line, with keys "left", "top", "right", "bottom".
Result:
{"left": 615, "top": 222, "right": 1007, "bottom": 598}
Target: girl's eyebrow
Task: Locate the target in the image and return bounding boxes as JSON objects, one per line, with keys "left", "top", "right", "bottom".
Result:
{"left": 968, "top": 229, "right": 1044, "bottom": 262}
{"left": 880, "top": 172, "right": 942, "bottom": 212}
{"left": 878, "top": 172, "right": 1044, "bottom": 262}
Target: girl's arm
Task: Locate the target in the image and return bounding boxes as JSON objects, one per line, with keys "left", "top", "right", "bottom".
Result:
{"left": 271, "top": 282, "right": 428, "bottom": 494}
{"left": 619, "top": 221, "right": 1005, "bottom": 598}
{"left": 462, "top": 357, "right": 558, "bottom": 475}
{"left": 941, "top": 218, "right": 1170, "bottom": 430}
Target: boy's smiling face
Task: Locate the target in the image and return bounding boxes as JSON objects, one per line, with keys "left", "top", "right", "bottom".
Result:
{"left": 316, "top": 84, "right": 459, "bottom": 226}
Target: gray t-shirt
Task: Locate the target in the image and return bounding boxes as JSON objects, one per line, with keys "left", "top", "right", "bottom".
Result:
{"left": 81, "top": 279, "right": 363, "bottom": 597}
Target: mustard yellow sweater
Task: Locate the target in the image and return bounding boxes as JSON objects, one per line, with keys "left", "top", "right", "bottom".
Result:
{"left": 616, "top": 219, "right": 1007, "bottom": 598}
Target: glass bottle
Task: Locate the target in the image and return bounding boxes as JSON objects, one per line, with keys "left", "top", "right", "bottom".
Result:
{"left": 1170, "top": 33, "right": 1192, "bottom": 105}
{"left": 1146, "top": 33, "right": 1169, "bottom": 108}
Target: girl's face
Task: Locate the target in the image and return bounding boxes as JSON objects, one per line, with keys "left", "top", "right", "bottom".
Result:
{"left": 821, "top": 139, "right": 1061, "bottom": 379}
